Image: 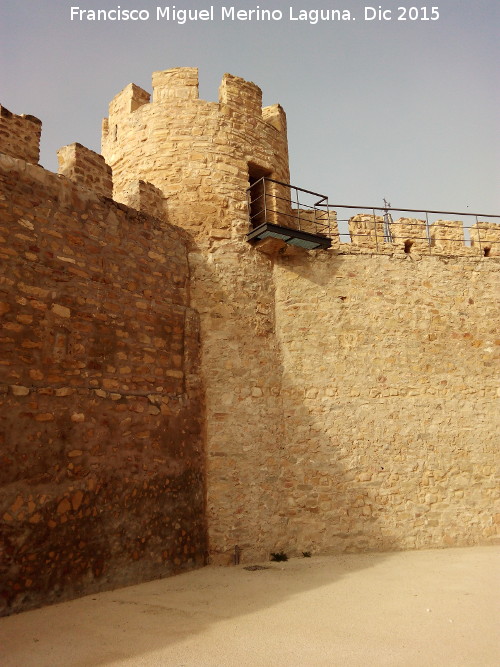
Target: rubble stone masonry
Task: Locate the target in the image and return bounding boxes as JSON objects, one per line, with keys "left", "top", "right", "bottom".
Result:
{"left": 57, "top": 143, "right": 113, "bottom": 198}
{"left": 0, "top": 152, "right": 206, "bottom": 615}
{"left": 0, "top": 69, "right": 498, "bottom": 615}
{"left": 274, "top": 251, "right": 499, "bottom": 554}
{"left": 0, "top": 106, "right": 41, "bottom": 165}
{"left": 101, "top": 68, "right": 292, "bottom": 564}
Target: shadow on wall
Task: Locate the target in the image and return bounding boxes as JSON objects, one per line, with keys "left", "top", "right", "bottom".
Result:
{"left": 264, "top": 250, "right": 400, "bottom": 556}
{"left": 189, "top": 236, "right": 399, "bottom": 563}
{"left": 273, "top": 249, "right": 499, "bottom": 554}
{"left": 188, "top": 237, "right": 291, "bottom": 565}
{"left": 277, "top": 366, "right": 400, "bottom": 556}
{"left": 0, "top": 155, "right": 207, "bottom": 617}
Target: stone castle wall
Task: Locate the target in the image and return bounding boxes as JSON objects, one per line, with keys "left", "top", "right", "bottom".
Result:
{"left": 273, "top": 252, "right": 499, "bottom": 554}
{"left": 346, "top": 214, "right": 500, "bottom": 256}
{"left": 0, "top": 148, "right": 206, "bottom": 615}
{"left": 101, "top": 68, "right": 292, "bottom": 564}
{"left": 0, "top": 69, "right": 498, "bottom": 615}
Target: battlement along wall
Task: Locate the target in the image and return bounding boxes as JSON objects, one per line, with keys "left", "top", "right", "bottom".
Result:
{"left": 336, "top": 214, "right": 499, "bottom": 256}
{"left": 57, "top": 143, "right": 113, "bottom": 198}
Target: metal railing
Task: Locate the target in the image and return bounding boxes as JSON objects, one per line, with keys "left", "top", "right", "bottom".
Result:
{"left": 247, "top": 178, "right": 500, "bottom": 255}
{"left": 247, "top": 177, "right": 332, "bottom": 238}
{"left": 327, "top": 204, "right": 500, "bottom": 254}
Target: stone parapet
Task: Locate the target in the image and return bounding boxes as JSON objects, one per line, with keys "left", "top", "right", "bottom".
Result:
{"left": 470, "top": 221, "right": 500, "bottom": 257}
{"left": 0, "top": 105, "right": 42, "bottom": 164}
{"left": 430, "top": 219, "right": 464, "bottom": 253}
{"left": 107, "top": 83, "right": 151, "bottom": 118}
{"left": 349, "top": 213, "right": 385, "bottom": 247}
{"left": 390, "top": 217, "right": 429, "bottom": 252}
{"left": 219, "top": 72, "right": 263, "bottom": 116}
{"left": 329, "top": 213, "right": 500, "bottom": 256}
{"left": 57, "top": 143, "right": 113, "bottom": 198}
{"left": 262, "top": 104, "right": 287, "bottom": 133}
{"left": 152, "top": 67, "right": 199, "bottom": 103}
{"left": 119, "top": 180, "right": 167, "bottom": 220}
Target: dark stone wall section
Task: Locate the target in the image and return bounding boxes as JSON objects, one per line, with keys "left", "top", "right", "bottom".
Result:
{"left": 0, "top": 155, "right": 206, "bottom": 616}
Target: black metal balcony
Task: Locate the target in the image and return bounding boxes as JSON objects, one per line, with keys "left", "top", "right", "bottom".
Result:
{"left": 246, "top": 178, "right": 332, "bottom": 250}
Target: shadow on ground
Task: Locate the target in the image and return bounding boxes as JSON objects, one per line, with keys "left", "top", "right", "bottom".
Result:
{"left": 0, "top": 550, "right": 387, "bottom": 666}
{"left": 1, "top": 546, "right": 499, "bottom": 667}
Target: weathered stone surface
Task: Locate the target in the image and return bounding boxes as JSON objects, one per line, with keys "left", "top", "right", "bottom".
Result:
{"left": 101, "top": 67, "right": 292, "bottom": 565}
{"left": 390, "top": 217, "right": 429, "bottom": 253}
{"left": 430, "top": 219, "right": 464, "bottom": 254}
{"left": 9, "top": 385, "right": 30, "bottom": 396}
{"left": 274, "top": 252, "right": 499, "bottom": 555}
{"left": 1, "top": 67, "right": 498, "bottom": 617}
{"left": 470, "top": 221, "right": 500, "bottom": 257}
{"left": 0, "top": 148, "right": 206, "bottom": 616}
{"left": 0, "top": 105, "right": 41, "bottom": 164}
{"left": 349, "top": 214, "right": 385, "bottom": 247}
{"left": 57, "top": 143, "right": 113, "bottom": 198}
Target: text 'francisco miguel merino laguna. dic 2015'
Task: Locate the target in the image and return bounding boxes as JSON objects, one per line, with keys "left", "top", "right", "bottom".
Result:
{"left": 70, "top": 6, "right": 440, "bottom": 24}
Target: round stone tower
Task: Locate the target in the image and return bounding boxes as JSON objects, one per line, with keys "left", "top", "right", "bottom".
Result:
{"left": 102, "top": 67, "right": 290, "bottom": 244}
{"left": 102, "top": 68, "right": 292, "bottom": 564}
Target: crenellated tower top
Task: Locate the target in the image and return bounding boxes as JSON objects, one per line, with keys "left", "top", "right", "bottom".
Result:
{"left": 101, "top": 68, "right": 290, "bottom": 243}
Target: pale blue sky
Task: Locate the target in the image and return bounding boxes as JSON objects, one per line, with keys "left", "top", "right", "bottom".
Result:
{"left": 1, "top": 0, "right": 499, "bottom": 213}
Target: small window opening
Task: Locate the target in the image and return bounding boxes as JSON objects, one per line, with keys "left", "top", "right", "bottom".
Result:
{"left": 483, "top": 247, "right": 491, "bottom": 257}
{"left": 248, "top": 163, "right": 272, "bottom": 228}
{"left": 404, "top": 240, "right": 413, "bottom": 254}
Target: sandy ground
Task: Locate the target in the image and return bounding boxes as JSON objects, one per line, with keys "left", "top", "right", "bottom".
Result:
{"left": 1, "top": 546, "right": 499, "bottom": 667}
